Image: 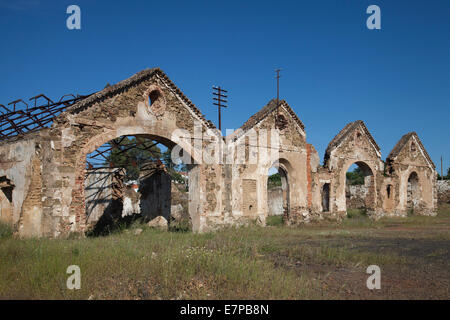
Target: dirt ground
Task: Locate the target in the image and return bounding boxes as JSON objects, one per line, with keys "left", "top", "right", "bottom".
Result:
{"left": 271, "top": 219, "right": 450, "bottom": 299}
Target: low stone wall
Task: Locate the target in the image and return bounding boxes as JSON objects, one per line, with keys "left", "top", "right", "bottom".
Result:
{"left": 437, "top": 180, "right": 450, "bottom": 204}
{"left": 267, "top": 186, "right": 283, "bottom": 216}
{"left": 346, "top": 184, "right": 367, "bottom": 209}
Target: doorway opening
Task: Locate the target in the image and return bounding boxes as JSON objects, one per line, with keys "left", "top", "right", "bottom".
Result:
{"left": 266, "top": 162, "right": 290, "bottom": 225}
{"left": 345, "top": 162, "right": 374, "bottom": 217}
{"left": 84, "top": 135, "right": 192, "bottom": 235}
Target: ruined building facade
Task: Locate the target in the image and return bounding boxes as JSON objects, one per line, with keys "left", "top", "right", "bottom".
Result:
{"left": 0, "top": 68, "right": 437, "bottom": 237}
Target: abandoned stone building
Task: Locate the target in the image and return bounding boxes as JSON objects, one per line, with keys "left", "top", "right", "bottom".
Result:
{"left": 0, "top": 68, "right": 438, "bottom": 237}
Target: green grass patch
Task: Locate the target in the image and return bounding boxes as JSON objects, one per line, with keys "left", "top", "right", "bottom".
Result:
{"left": 266, "top": 215, "right": 284, "bottom": 227}
{"left": 346, "top": 208, "right": 367, "bottom": 219}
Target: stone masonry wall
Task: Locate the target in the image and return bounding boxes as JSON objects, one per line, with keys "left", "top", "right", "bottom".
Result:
{"left": 346, "top": 184, "right": 368, "bottom": 209}
{"left": 437, "top": 180, "right": 450, "bottom": 204}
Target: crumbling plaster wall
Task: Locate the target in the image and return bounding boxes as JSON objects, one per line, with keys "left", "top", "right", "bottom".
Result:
{"left": 0, "top": 134, "right": 39, "bottom": 228}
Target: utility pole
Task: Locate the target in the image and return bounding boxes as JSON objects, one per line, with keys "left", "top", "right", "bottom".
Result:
{"left": 275, "top": 69, "right": 281, "bottom": 113}
{"left": 212, "top": 86, "right": 228, "bottom": 132}
{"left": 441, "top": 156, "right": 443, "bottom": 180}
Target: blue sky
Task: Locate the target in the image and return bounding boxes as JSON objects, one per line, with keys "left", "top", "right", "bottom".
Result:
{"left": 1, "top": 0, "right": 449, "bottom": 172}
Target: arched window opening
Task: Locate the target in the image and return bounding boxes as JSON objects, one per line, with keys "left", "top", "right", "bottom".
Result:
{"left": 148, "top": 90, "right": 161, "bottom": 106}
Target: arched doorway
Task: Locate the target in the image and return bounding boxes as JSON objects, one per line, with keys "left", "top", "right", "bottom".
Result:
{"left": 407, "top": 171, "right": 420, "bottom": 214}
{"left": 345, "top": 161, "right": 375, "bottom": 215}
{"left": 266, "top": 161, "right": 290, "bottom": 224}
{"left": 80, "top": 133, "right": 194, "bottom": 235}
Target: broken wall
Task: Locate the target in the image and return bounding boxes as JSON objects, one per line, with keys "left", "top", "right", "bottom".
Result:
{"left": 0, "top": 134, "right": 43, "bottom": 236}
{"left": 437, "top": 180, "right": 450, "bottom": 204}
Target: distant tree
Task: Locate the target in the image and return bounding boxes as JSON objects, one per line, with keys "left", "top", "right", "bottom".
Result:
{"left": 346, "top": 167, "right": 365, "bottom": 185}
{"left": 106, "top": 137, "right": 161, "bottom": 180}
{"left": 267, "top": 173, "right": 282, "bottom": 189}
{"left": 104, "top": 137, "right": 193, "bottom": 184}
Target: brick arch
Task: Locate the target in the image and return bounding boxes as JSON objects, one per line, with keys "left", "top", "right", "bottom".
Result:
{"left": 69, "top": 126, "right": 204, "bottom": 233}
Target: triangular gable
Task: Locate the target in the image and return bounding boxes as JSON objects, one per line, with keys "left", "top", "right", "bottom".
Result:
{"left": 324, "top": 120, "right": 381, "bottom": 162}
{"left": 59, "top": 68, "right": 216, "bottom": 131}
{"left": 227, "top": 99, "right": 305, "bottom": 142}
{"left": 387, "top": 132, "right": 435, "bottom": 168}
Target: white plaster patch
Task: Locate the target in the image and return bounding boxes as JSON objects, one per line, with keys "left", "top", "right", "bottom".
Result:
{"left": 62, "top": 128, "right": 77, "bottom": 147}
{"left": 136, "top": 101, "right": 157, "bottom": 123}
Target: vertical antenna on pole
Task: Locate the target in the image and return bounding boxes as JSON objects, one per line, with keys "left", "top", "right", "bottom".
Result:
{"left": 275, "top": 69, "right": 281, "bottom": 112}
{"left": 212, "top": 86, "right": 228, "bottom": 132}
{"left": 275, "top": 68, "right": 286, "bottom": 129}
